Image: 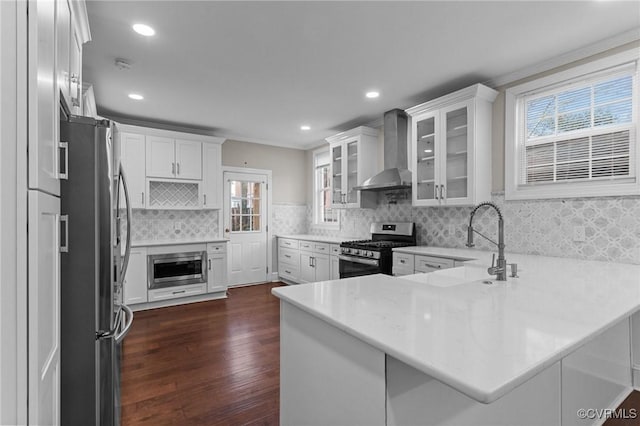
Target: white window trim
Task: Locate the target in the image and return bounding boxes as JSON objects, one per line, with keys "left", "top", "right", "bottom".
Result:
{"left": 312, "top": 147, "right": 339, "bottom": 229}
{"left": 505, "top": 49, "right": 640, "bottom": 201}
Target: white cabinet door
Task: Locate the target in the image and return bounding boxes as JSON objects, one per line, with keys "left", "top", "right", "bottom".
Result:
{"left": 440, "top": 100, "right": 473, "bottom": 206}
{"left": 202, "top": 143, "right": 221, "bottom": 209}
{"left": 123, "top": 248, "right": 147, "bottom": 305}
{"left": 314, "top": 254, "right": 330, "bottom": 282}
{"left": 175, "top": 139, "right": 202, "bottom": 180}
{"left": 146, "top": 136, "right": 175, "bottom": 178}
{"left": 28, "top": 190, "right": 60, "bottom": 426}
{"left": 299, "top": 252, "right": 315, "bottom": 283}
{"left": 208, "top": 254, "right": 228, "bottom": 293}
{"left": 330, "top": 255, "right": 340, "bottom": 280}
{"left": 56, "top": 0, "right": 71, "bottom": 110}
{"left": 28, "top": 0, "right": 60, "bottom": 196}
{"left": 120, "top": 133, "right": 146, "bottom": 209}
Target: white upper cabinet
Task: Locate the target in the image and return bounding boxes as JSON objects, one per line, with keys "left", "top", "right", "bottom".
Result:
{"left": 175, "top": 139, "right": 202, "bottom": 179}
{"left": 29, "top": 0, "right": 59, "bottom": 196}
{"left": 56, "top": 0, "right": 71, "bottom": 111}
{"left": 326, "top": 126, "right": 378, "bottom": 209}
{"left": 146, "top": 136, "right": 175, "bottom": 178}
{"left": 119, "top": 132, "right": 146, "bottom": 208}
{"left": 146, "top": 137, "right": 202, "bottom": 180}
{"left": 202, "top": 143, "right": 222, "bottom": 209}
{"left": 407, "top": 84, "right": 498, "bottom": 207}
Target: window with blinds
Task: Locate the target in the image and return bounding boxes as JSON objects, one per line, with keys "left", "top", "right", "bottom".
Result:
{"left": 521, "top": 70, "right": 634, "bottom": 186}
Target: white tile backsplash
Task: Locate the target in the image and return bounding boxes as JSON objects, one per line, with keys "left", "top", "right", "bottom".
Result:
{"left": 128, "top": 209, "right": 219, "bottom": 242}
{"left": 306, "top": 192, "right": 640, "bottom": 264}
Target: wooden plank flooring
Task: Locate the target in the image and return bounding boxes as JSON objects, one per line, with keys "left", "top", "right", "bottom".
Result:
{"left": 122, "top": 281, "right": 640, "bottom": 425}
{"left": 121, "top": 282, "right": 283, "bottom": 426}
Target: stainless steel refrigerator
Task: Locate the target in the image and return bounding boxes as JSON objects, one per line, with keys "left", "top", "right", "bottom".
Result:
{"left": 60, "top": 115, "right": 133, "bottom": 426}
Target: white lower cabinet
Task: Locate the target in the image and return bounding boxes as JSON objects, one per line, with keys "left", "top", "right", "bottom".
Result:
{"left": 207, "top": 242, "right": 228, "bottom": 293}
{"left": 278, "top": 238, "right": 340, "bottom": 284}
{"left": 393, "top": 252, "right": 457, "bottom": 276}
{"left": 148, "top": 283, "right": 207, "bottom": 302}
{"left": 123, "top": 248, "right": 147, "bottom": 305}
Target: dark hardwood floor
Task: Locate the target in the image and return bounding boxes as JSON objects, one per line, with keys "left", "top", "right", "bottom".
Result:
{"left": 121, "top": 282, "right": 283, "bottom": 426}
{"left": 121, "top": 281, "right": 640, "bottom": 426}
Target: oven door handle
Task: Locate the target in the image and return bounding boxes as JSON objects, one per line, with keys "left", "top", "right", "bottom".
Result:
{"left": 338, "top": 254, "right": 379, "bottom": 266}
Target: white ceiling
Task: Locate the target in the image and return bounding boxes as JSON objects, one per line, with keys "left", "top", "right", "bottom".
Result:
{"left": 83, "top": 1, "right": 640, "bottom": 149}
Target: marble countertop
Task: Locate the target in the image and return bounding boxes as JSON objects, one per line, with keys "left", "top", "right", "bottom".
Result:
{"left": 277, "top": 234, "right": 358, "bottom": 244}
{"left": 132, "top": 238, "right": 228, "bottom": 248}
{"left": 272, "top": 248, "right": 640, "bottom": 403}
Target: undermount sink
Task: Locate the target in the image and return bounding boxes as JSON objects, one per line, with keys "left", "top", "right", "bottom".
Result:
{"left": 399, "top": 265, "right": 495, "bottom": 287}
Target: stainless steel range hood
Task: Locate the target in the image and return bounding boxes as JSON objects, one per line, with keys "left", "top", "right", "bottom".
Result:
{"left": 354, "top": 109, "right": 412, "bottom": 191}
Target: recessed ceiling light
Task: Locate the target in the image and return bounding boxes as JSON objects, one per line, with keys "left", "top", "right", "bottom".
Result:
{"left": 365, "top": 91, "right": 380, "bottom": 99}
{"left": 300, "top": 125, "right": 311, "bottom": 131}
{"left": 132, "top": 23, "right": 155, "bottom": 37}
{"left": 128, "top": 93, "right": 144, "bottom": 100}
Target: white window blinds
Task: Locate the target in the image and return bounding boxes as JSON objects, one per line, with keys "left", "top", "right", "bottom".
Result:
{"left": 520, "top": 66, "right": 635, "bottom": 186}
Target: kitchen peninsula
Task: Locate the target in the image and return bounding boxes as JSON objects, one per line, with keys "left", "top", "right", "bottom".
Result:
{"left": 272, "top": 248, "right": 640, "bottom": 426}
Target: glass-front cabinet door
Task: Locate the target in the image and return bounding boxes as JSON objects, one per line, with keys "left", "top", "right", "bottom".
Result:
{"left": 442, "top": 101, "right": 471, "bottom": 203}
{"left": 330, "top": 143, "right": 343, "bottom": 208}
{"left": 413, "top": 112, "right": 439, "bottom": 204}
{"left": 345, "top": 140, "right": 359, "bottom": 205}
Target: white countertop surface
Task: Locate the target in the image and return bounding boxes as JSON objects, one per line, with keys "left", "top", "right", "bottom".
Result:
{"left": 131, "top": 238, "right": 228, "bottom": 248}
{"left": 277, "top": 234, "right": 358, "bottom": 244}
{"left": 272, "top": 247, "right": 640, "bottom": 403}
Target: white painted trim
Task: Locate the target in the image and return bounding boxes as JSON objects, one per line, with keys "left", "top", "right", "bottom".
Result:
{"left": 116, "top": 123, "right": 225, "bottom": 145}
{"left": 490, "top": 29, "right": 640, "bottom": 88}
{"left": 406, "top": 84, "right": 498, "bottom": 117}
{"left": 130, "top": 291, "right": 228, "bottom": 312}
{"left": 325, "top": 126, "right": 378, "bottom": 144}
{"left": 222, "top": 166, "right": 274, "bottom": 284}
{"left": 69, "top": 0, "right": 91, "bottom": 43}
{"left": 505, "top": 49, "right": 640, "bottom": 201}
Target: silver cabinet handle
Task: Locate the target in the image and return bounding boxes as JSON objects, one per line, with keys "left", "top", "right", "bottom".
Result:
{"left": 59, "top": 215, "right": 69, "bottom": 252}
{"left": 70, "top": 73, "right": 80, "bottom": 107}
{"left": 172, "top": 290, "right": 186, "bottom": 295}
{"left": 284, "top": 254, "right": 291, "bottom": 258}
{"left": 422, "top": 262, "right": 442, "bottom": 269}
{"left": 58, "top": 141, "right": 69, "bottom": 180}
{"left": 177, "top": 163, "right": 180, "bottom": 175}
{"left": 203, "top": 194, "right": 207, "bottom": 205}
{"left": 208, "top": 259, "right": 211, "bottom": 270}
{"left": 441, "top": 185, "right": 446, "bottom": 200}
{"left": 433, "top": 184, "right": 438, "bottom": 200}
{"left": 285, "top": 270, "right": 291, "bottom": 274}
{"left": 141, "top": 192, "right": 145, "bottom": 205}
{"left": 399, "top": 259, "right": 405, "bottom": 264}
{"left": 172, "top": 162, "right": 175, "bottom": 175}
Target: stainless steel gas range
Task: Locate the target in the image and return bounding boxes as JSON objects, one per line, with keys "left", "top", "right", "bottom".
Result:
{"left": 339, "top": 222, "right": 416, "bottom": 278}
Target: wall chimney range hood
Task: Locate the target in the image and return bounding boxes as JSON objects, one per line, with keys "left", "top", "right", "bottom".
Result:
{"left": 354, "top": 109, "right": 412, "bottom": 191}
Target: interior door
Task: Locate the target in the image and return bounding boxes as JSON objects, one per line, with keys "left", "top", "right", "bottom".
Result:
{"left": 224, "top": 172, "right": 268, "bottom": 286}
{"left": 28, "top": 190, "right": 61, "bottom": 425}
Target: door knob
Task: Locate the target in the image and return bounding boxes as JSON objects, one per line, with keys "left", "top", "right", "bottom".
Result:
{"left": 225, "top": 228, "right": 230, "bottom": 233}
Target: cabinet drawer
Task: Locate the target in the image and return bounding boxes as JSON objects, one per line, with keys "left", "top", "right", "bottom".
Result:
{"left": 278, "top": 263, "right": 299, "bottom": 282}
{"left": 279, "top": 238, "right": 299, "bottom": 250}
{"left": 414, "top": 255, "right": 454, "bottom": 273}
{"left": 330, "top": 244, "right": 340, "bottom": 255}
{"left": 278, "top": 247, "right": 300, "bottom": 267}
{"left": 148, "top": 283, "right": 206, "bottom": 302}
{"left": 313, "top": 242, "right": 330, "bottom": 254}
{"left": 393, "top": 252, "right": 414, "bottom": 271}
{"left": 207, "top": 242, "right": 227, "bottom": 253}
{"left": 299, "top": 241, "right": 313, "bottom": 251}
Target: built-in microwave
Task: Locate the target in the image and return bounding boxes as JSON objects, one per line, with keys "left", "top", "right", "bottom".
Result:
{"left": 147, "top": 251, "right": 208, "bottom": 290}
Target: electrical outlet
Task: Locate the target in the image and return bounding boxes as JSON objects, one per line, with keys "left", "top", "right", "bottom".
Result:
{"left": 572, "top": 226, "right": 586, "bottom": 242}
{"left": 174, "top": 221, "right": 184, "bottom": 231}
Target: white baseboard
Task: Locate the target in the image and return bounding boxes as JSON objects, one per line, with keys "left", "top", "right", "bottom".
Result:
{"left": 130, "top": 291, "right": 227, "bottom": 312}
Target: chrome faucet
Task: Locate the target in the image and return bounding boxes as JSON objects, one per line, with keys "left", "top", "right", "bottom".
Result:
{"left": 466, "top": 202, "right": 508, "bottom": 281}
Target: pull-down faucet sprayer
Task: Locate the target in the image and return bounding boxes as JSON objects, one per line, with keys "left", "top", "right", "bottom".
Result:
{"left": 466, "top": 202, "right": 507, "bottom": 281}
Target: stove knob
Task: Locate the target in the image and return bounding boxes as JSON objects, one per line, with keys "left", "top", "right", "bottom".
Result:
{"left": 353, "top": 249, "right": 360, "bottom": 256}
{"left": 369, "top": 251, "right": 375, "bottom": 258}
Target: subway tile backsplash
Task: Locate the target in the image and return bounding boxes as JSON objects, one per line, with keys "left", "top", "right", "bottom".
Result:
{"left": 305, "top": 193, "right": 640, "bottom": 264}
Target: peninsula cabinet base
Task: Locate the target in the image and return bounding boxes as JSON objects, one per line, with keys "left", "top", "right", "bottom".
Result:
{"left": 279, "top": 302, "right": 633, "bottom": 426}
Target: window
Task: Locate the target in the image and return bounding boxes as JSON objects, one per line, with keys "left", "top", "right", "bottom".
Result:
{"left": 505, "top": 50, "right": 639, "bottom": 200}
{"left": 314, "top": 149, "right": 339, "bottom": 227}
{"left": 229, "top": 180, "right": 262, "bottom": 232}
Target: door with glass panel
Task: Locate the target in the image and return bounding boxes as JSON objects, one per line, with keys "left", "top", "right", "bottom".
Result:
{"left": 223, "top": 172, "right": 268, "bottom": 285}
{"left": 413, "top": 111, "right": 440, "bottom": 204}
{"left": 330, "top": 143, "right": 344, "bottom": 208}
{"left": 344, "top": 139, "right": 359, "bottom": 206}
{"left": 440, "top": 100, "right": 472, "bottom": 205}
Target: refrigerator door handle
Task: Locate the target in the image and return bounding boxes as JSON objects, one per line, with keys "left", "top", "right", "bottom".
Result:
{"left": 118, "top": 164, "right": 133, "bottom": 285}
{"left": 114, "top": 304, "right": 134, "bottom": 343}
{"left": 96, "top": 308, "right": 123, "bottom": 340}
